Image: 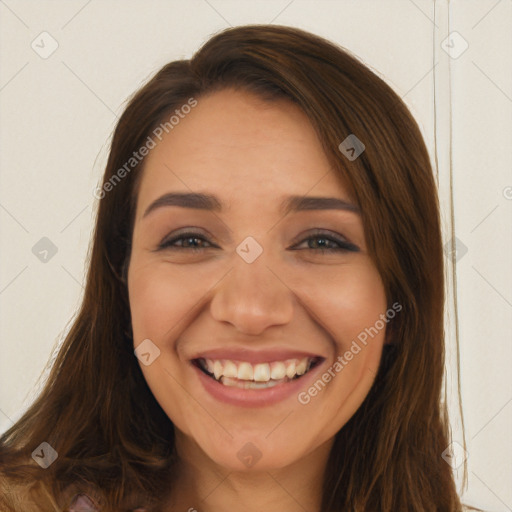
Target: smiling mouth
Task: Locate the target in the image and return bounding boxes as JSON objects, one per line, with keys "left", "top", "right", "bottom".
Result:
{"left": 192, "top": 356, "right": 323, "bottom": 390}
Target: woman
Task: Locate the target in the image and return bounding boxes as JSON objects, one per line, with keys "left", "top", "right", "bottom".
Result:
{"left": 0, "top": 25, "right": 468, "bottom": 511}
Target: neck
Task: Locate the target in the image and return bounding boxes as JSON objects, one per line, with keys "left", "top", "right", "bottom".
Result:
{"left": 164, "top": 431, "right": 333, "bottom": 512}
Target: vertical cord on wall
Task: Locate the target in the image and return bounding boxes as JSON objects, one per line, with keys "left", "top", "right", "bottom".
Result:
{"left": 434, "top": 0, "right": 468, "bottom": 496}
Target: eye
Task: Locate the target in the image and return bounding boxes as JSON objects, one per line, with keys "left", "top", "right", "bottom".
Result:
{"left": 156, "top": 229, "right": 359, "bottom": 254}
{"left": 157, "top": 231, "right": 216, "bottom": 252}
{"left": 291, "top": 230, "right": 359, "bottom": 253}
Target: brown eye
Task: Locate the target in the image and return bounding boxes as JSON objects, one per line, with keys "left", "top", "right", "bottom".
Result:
{"left": 158, "top": 232, "right": 215, "bottom": 251}
{"left": 292, "top": 231, "right": 359, "bottom": 253}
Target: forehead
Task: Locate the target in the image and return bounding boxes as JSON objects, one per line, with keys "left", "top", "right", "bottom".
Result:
{"left": 135, "top": 88, "right": 353, "bottom": 213}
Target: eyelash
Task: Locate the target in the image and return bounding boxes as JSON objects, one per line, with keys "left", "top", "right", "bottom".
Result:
{"left": 157, "top": 230, "right": 359, "bottom": 253}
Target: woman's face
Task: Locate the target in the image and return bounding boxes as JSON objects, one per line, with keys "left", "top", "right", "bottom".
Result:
{"left": 127, "top": 89, "right": 388, "bottom": 472}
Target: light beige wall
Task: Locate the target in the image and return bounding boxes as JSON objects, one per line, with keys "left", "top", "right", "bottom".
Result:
{"left": 0, "top": 1, "right": 510, "bottom": 509}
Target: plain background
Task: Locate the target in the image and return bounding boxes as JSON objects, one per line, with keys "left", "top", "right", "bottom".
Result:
{"left": 0, "top": 1, "right": 511, "bottom": 510}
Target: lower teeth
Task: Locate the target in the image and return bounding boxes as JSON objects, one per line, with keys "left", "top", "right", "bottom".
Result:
{"left": 220, "top": 376, "right": 290, "bottom": 389}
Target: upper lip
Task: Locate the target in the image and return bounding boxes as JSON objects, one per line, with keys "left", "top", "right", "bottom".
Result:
{"left": 190, "top": 348, "right": 324, "bottom": 365}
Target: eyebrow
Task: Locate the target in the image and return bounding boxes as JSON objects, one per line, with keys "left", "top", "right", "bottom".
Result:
{"left": 142, "top": 192, "right": 360, "bottom": 218}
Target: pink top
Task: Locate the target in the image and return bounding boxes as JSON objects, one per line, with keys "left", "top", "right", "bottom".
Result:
{"left": 68, "top": 494, "right": 148, "bottom": 512}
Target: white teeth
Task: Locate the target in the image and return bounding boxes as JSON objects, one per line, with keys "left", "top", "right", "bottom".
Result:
{"left": 296, "top": 358, "right": 307, "bottom": 376}
{"left": 237, "top": 362, "right": 253, "bottom": 380}
{"left": 270, "top": 361, "right": 286, "bottom": 380}
{"left": 253, "top": 363, "right": 271, "bottom": 382}
{"left": 200, "top": 356, "right": 315, "bottom": 383}
{"left": 222, "top": 377, "right": 280, "bottom": 389}
{"left": 285, "top": 360, "right": 297, "bottom": 379}
{"left": 223, "top": 360, "right": 238, "bottom": 378}
{"left": 213, "top": 360, "right": 223, "bottom": 380}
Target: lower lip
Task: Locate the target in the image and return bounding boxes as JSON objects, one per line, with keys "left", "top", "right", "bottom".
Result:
{"left": 192, "top": 360, "right": 325, "bottom": 407}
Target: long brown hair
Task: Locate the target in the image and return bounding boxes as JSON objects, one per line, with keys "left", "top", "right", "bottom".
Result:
{"left": 0, "top": 25, "right": 463, "bottom": 511}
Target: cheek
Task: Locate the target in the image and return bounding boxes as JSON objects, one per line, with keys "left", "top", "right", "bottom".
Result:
{"left": 289, "top": 259, "right": 387, "bottom": 346}
{"left": 127, "top": 258, "right": 224, "bottom": 342}
{"left": 127, "top": 259, "right": 218, "bottom": 427}
{"left": 330, "top": 270, "right": 387, "bottom": 351}
{"left": 291, "top": 260, "right": 387, "bottom": 406}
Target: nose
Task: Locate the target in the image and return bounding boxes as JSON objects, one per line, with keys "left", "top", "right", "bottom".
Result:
{"left": 209, "top": 252, "right": 294, "bottom": 335}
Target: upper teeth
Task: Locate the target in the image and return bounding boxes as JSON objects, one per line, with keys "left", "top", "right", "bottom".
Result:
{"left": 201, "top": 357, "right": 313, "bottom": 382}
